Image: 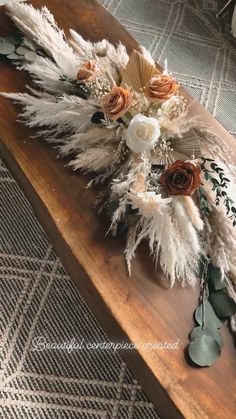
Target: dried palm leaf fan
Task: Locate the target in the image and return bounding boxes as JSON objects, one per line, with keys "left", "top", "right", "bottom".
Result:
{"left": 121, "top": 49, "right": 159, "bottom": 92}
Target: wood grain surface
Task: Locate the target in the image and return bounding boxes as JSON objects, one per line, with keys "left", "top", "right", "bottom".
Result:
{"left": 0, "top": 1, "right": 235, "bottom": 418}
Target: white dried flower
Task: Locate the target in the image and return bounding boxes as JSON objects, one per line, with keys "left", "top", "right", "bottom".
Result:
{"left": 157, "top": 95, "right": 180, "bottom": 117}
{"left": 128, "top": 191, "right": 172, "bottom": 218}
{"left": 125, "top": 114, "right": 161, "bottom": 153}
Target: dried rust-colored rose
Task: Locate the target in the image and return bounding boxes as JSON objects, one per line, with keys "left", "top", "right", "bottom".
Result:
{"left": 77, "top": 60, "right": 97, "bottom": 83}
{"left": 160, "top": 160, "right": 201, "bottom": 196}
{"left": 102, "top": 86, "right": 132, "bottom": 121}
{"left": 145, "top": 74, "right": 179, "bottom": 102}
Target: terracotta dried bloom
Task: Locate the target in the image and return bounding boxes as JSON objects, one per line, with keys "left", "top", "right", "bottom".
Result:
{"left": 77, "top": 60, "right": 97, "bottom": 83}
{"left": 160, "top": 160, "right": 201, "bottom": 196}
{"left": 102, "top": 86, "right": 132, "bottom": 120}
{"left": 145, "top": 74, "right": 179, "bottom": 102}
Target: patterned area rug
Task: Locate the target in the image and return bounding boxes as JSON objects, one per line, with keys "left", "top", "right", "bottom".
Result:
{"left": 102, "top": 0, "right": 236, "bottom": 136}
{"left": 0, "top": 158, "right": 159, "bottom": 419}
{"left": 1, "top": 1, "right": 235, "bottom": 418}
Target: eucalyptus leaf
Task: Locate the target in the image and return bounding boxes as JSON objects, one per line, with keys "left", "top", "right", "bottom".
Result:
{"left": 22, "top": 38, "right": 36, "bottom": 51}
{"left": 210, "top": 290, "right": 236, "bottom": 318}
{"left": 188, "top": 334, "right": 221, "bottom": 367}
{"left": 195, "top": 300, "right": 223, "bottom": 328}
{"left": 208, "top": 264, "right": 225, "bottom": 291}
{"left": 190, "top": 326, "right": 223, "bottom": 348}
{"left": 24, "top": 50, "right": 38, "bottom": 61}
{"left": 7, "top": 53, "right": 22, "bottom": 60}
{"left": 0, "top": 41, "right": 15, "bottom": 55}
{"left": 16, "top": 46, "right": 31, "bottom": 55}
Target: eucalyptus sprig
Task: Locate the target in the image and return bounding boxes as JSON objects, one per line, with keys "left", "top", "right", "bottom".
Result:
{"left": 188, "top": 257, "right": 222, "bottom": 367}
{"left": 0, "top": 35, "right": 46, "bottom": 62}
{"left": 197, "top": 185, "right": 212, "bottom": 217}
{"left": 200, "top": 157, "right": 236, "bottom": 226}
{"left": 188, "top": 258, "right": 236, "bottom": 367}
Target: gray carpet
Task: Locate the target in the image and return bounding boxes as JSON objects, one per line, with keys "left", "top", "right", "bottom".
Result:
{"left": 1, "top": 1, "right": 235, "bottom": 418}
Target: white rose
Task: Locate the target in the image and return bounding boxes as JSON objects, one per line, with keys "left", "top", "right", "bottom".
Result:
{"left": 125, "top": 114, "right": 161, "bottom": 153}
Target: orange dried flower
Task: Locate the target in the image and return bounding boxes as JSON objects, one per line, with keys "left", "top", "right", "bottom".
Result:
{"left": 145, "top": 74, "right": 179, "bottom": 102}
{"left": 102, "top": 86, "right": 132, "bottom": 121}
{"left": 77, "top": 60, "right": 97, "bottom": 83}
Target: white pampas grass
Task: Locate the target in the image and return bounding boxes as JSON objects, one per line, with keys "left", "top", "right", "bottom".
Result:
{"left": 179, "top": 196, "right": 204, "bottom": 231}
{"left": 128, "top": 191, "right": 172, "bottom": 219}
{"left": 109, "top": 154, "right": 201, "bottom": 285}
{"left": 22, "top": 57, "right": 75, "bottom": 94}
{"left": 0, "top": 0, "right": 26, "bottom": 5}
{"left": 123, "top": 192, "right": 201, "bottom": 285}
{"left": 125, "top": 202, "right": 199, "bottom": 286}
{"left": 113, "top": 42, "right": 129, "bottom": 70}
{"left": 125, "top": 200, "right": 174, "bottom": 278}
{"left": 1, "top": 92, "right": 97, "bottom": 136}
{"left": 172, "top": 197, "right": 201, "bottom": 256}
{"left": 69, "top": 29, "right": 94, "bottom": 57}
{"left": 5, "top": 1, "right": 80, "bottom": 77}
{"left": 111, "top": 153, "right": 150, "bottom": 198}
{"left": 204, "top": 189, "right": 236, "bottom": 287}
{"left": 60, "top": 127, "right": 119, "bottom": 155}
{"left": 68, "top": 145, "right": 117, "bottom": 172}
{"left": 69, "top": 29, "right": 129, "bottom": 71}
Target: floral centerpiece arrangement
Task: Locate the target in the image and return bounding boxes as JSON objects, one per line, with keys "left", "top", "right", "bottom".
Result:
{"left": 0, "top": 1, "right": 236, "bottom": 367}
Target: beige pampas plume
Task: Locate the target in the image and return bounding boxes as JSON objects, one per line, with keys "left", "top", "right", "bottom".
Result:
{"left": 172, "top": 197, "right": 202, "bottom": 258}
{"left": 204, "top": 189, "right": 236, "bottom": 288}
{"left": 22, "top": 57, "right": 76, "bottom": 94}
{"left": 5, "top": 1, "right": 80, "bottom": 77}
{"left": 111, "top": 153, "right": 151, "bottom": 199}
{"left": 124, "top": 193, "right": 201, "bottom": 286}
{"left": 68, "top": 145, "right": 117, "bottom": 172}
{"left": 69, "top": 29, "right": 94, "bottom": 57}
{"left": 1, "top": 92, "right": 98, "bottom": 136}
{"left": 180, "top": 196, "right": 204, "bottom": 231}
{"left": 69, "top": 29, "right": 129, "bottom": 70}
{"left": 60, "top": 127, "right": 119, "bottom": 155}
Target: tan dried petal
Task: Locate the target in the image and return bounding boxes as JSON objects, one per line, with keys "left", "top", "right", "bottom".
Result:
{"left": 145, "top": 75, "right": 179, "bottom": 102}
{"left": 102, "top": 86, "right": 132, "bottom": 120}
{"left": 77, "top": 60, "right": 97, "bottom": 83}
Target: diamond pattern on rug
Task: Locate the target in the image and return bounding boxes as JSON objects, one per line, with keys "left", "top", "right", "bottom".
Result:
{"left": 0, "top": 158, "right": 159, "bottom": 418}
{"left": 100, "top": 0, "right": 236, "bottom": 135}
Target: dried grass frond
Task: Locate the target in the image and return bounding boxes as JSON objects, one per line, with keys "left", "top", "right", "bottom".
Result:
{"left": 1, "top": 92, "right": 97, "bottom": 136}
{"left": 22, "top": 57, "right": 75, "bottom": 94}
{"left": 204, "top": 188, "right": 236, "bottom": 286}
{"left": 68, "top": 145, "right": 117, "bottom": 172}
{"left": 125, "top": 200, "right": 200, "bottom": 286}
{"left": 180, "top": 196, "right": 204, "bottom": 231}
{"left": 6, "top": 1, "right": 80, "bottom": 77}
{"left": 60, "top": 127, "right": 119, "bottom": 155}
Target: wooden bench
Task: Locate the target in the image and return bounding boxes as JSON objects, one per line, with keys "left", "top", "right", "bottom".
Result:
{"left": 0, "top": 1, "right": 235, "bottom": 418}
